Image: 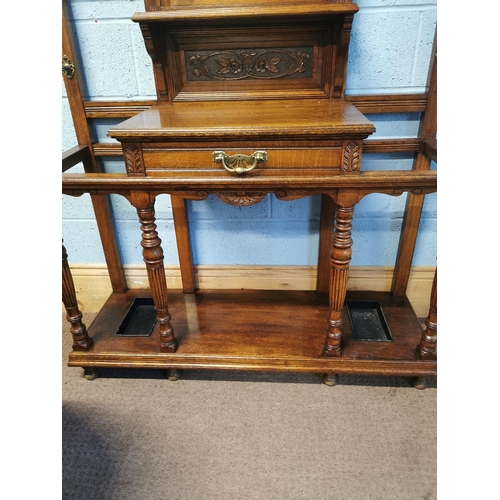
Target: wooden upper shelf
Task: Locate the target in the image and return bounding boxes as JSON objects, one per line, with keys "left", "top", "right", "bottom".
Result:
{"left": 132, "top": 2, "right": 359, "bottom": 22}
{"left": 134, "top": 2, "right": 359, "bottom": 22}
{"left": 107, "top": 100, "right": 375, "bottom": 142}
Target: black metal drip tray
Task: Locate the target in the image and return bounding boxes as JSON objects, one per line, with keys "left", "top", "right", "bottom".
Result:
{"left": 346, "top": 300, "right": 393, "bottom": 342}
{"left": 115, "top": 298, "right": 157, "bottom": 337}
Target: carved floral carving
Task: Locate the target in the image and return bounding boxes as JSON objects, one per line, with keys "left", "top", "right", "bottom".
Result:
{"left": 188, "top": 49, "right": 311, "bottom": 81}
{"left": 216, "top": 192, "right": 266, "bottom": 206}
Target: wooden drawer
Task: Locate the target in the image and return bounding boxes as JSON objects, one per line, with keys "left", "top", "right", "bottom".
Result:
{"left": 109, "top": 101, "right": 375, "bottom": 179}
{"left": 141, "top": 146, "right": 343, "bottom": 176}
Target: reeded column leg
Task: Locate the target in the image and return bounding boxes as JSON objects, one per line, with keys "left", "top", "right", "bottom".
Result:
{"left": 417, "top": 269, "right": 437, "bottom": 360}
{"left": 132, "top": 193, "right": 178, "bottom": 353}
{"left": 412, "top": 269, "right": 437, "bottom": 390}
{"left": 62, "top": 243, "right": 93, "bottom": 352}
{"left": 323, "top": 202, "right": 355, "bottom": 357}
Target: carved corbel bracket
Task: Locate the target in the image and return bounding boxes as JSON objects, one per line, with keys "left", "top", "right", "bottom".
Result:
{"left": 139, "top": 21, "right": 168, "bottom": 100}
{"left": 123, "top": 143, "right": 146, "bottom": 176}
{"left": 172, "top": 190, "right": 210, "bottom": 201}
{"left": 275, "top": 190, "right": 323, "bottom": 201}
{"left": 341, "top": 140, "right": 361, "bottom": 173}
{"left": 355, "top": 186, "right": 435, "bottom": 204}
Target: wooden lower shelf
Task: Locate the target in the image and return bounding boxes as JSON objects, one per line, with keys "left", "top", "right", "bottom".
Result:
{"left": 68, "top": 289, "right": 436, "bottom": 378}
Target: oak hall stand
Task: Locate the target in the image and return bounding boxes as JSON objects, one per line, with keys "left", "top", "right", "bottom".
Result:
{"left": 62, "top": 0, "right": 437, "bottom": 388}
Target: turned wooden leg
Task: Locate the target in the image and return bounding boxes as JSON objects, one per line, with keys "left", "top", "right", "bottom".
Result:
{"left": 62, "top": 243, "right": 93, "bottom": 352}
{"left": 323, "top": 200, "right": 355, "bottom": 357}
{"left": 417, "top": 269, "right": 437, "bottom": 360}
{"left": 133, "top": 193, "right": 178, "bottom": 353}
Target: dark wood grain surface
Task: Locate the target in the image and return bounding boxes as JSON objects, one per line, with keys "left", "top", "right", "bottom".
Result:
{"left": 107, "top": 101, "right": 375, "bottom": 140}
{"left": 69, "top": 289, "right": 436, "bottom": 377}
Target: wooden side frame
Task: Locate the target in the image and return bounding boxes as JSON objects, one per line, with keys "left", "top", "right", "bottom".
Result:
{"left": 391, "top": 32, "right": 437, "bottom": 296}
{"left": 62, "top": 0, "right": 127, "bottom": 293}
{"left": 62, "top": 0, "right": 195, "bottom": 293}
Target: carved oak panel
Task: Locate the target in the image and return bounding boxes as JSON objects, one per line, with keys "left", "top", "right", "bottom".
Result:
{"left": 186, "top": 47, "right": 313, "bottom": 81}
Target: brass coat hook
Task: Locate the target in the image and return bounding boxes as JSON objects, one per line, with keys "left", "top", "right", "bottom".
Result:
{"left": 62, "top": 55, "right": 75, "bottom": 79}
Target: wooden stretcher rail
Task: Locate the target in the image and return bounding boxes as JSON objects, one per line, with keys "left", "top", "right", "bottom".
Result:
{"left": 83, "top": 94, "right": 427, "bottom": 119}
{"left": 421, "top": 138, "right": 437, "bottom": 163}
{"left": 62, "top": 145, "right": 91, "bottom": 172}
{"left": 345, "top": 93, "right": 427, "bottom": 113}
{"left": 62, "top": 170, "right": 437, "bottom": 195}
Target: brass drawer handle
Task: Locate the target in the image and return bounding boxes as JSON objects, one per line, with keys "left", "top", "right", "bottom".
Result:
{"left": 213, "top": 150, "right": 267, "bottom": 174}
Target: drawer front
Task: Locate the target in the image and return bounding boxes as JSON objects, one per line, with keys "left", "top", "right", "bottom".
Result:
{"left": 141, "top": 148, "right": 343, "bottom": 176}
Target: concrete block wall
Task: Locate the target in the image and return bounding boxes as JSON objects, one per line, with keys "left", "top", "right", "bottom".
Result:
{"left": 62, "top": 0, "right": 437, "bottom": 268}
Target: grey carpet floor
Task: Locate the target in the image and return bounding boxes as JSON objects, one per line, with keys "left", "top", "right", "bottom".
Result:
{"left": 62, "top": 313, "right": 437, "bottom": 500}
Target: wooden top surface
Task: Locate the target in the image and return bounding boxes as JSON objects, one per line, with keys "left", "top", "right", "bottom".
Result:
{"left": 107, "top": 100, "right": 375, "bottom": 141}
{"left": 134, "top": 1, "right": 358, "bottom": 22}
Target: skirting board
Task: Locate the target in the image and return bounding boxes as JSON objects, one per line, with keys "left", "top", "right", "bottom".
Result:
{"left": 65, "top": 265, "right": 435, "bottom": 319}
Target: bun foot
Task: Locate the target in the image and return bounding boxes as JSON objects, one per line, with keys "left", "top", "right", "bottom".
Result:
{"left": 163, "top": 368, "right": 181, "bottom": 381}
{"left": 411, "top": 376, "right": 427, "bottom": 390}
{"left": 323, "top": 373, "right": 338, "bottom": 386}
{"left": 83, "top": 368, "right": 98, "bottom": 380}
